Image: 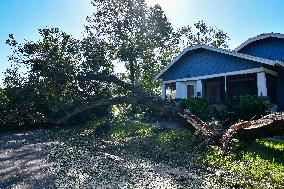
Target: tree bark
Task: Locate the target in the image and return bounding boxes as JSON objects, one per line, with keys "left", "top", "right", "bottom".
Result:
{"left": 220, "top": 113, "right": 284, "bottom": 152}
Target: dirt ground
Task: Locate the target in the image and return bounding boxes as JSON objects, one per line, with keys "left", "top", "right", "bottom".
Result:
{"left": 0, "top": 130, "right": 55, "bottom": 189}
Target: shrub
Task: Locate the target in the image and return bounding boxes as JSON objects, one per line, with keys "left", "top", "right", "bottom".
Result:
{"left": 179, "top": 97, "right": 209, "bottom": 119}
{"left": 0, "top": 89, "right": 7, "bottom": 127}
{"left": 227, "top": 95, "right": 271, "bottom": 122}
{"left": 208, "top": 105, "right": 228, "bottom": 122}
{"left": 179, "top": 95, "right": 271, "bottom": 126}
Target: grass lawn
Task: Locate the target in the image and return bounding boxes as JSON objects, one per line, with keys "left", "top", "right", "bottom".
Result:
{"left": 47, "top": 119, "right": 284, "bottom": 188}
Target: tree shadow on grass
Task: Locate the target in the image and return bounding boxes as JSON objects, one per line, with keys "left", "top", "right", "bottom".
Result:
{"left": 96, "top": 123, "right": 208, "bottom": 171}
{"left": 46, "top": 122, "right": 215, "bottom": 188}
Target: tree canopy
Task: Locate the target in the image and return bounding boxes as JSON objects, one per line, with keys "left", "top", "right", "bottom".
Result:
{"left": 1, "top": 29, "right": 113, "bottom": 128}
{"left": 86, "top": 0, "right": 229, "bottom": 93}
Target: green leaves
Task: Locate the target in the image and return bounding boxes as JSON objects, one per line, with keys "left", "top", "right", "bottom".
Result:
{"left": 1, "top": 28, "right": 114, "bottom": 129}
{"left": 87, "top": 0, "right": 173, "bottom": 90}
{"left": 227, "top": 95, "right": 271, "bottom": 122}
{"left": 179, "top": 98, "right": 209, "bottom": 119}
{"left": 175, "top": 20, "right": 229, "bottom": 51}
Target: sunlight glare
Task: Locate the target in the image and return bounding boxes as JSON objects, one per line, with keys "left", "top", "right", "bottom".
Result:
{"left": 145, "top": 0, "right": 175, "bottom": 8}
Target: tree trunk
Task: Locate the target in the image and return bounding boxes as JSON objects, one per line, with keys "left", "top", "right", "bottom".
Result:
{"left": 220, "top": 113, "right": 284, "bottom": 152}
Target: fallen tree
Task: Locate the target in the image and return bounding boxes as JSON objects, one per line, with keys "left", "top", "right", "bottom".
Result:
{"left": 220, "top": 113, "right": 284, "bottom": 152}
{"left": 49, "top": 73, "right": 284, "bottom": 152}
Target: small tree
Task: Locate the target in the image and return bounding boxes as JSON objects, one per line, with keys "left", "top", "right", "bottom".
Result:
{"left": 174, "top": 20, "right": 229, "bottom": 51}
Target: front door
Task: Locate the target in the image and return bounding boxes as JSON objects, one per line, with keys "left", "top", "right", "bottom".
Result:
{"left": 187, "top": 85, "right": 194, "bottom": 99}
{"left": 207, "top": 82, "right": 220, "bottom": 104}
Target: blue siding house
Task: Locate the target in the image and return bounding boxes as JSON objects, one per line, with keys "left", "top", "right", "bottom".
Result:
{"left": 154, "top": 33, "right": 284, "bottom": 108}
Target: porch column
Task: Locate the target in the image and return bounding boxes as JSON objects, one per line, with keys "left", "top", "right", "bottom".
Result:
{"left": 257, "top": 72, "right": 267, "bottom": 97}
{"left": 176, "top": 82, "right": 187, "bottom": 99}
{"left": 162, "top": 82, "right": 166, "bottom": 99}
{"left": 196, "top": 80, "right": 202, "bottom": 97}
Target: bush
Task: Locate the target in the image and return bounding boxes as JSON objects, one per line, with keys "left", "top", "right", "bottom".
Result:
{"left": 179, "top": 95, "right": 271, "bottom": 126}
{"left": 0, "top": 89, "right": 7, "bottom": 127}
{"left": 208, "top": 105, "right": 228, "bottom": 122}
{"left": 227, "top": 95, "right": 271, "bottom": 122}
{"left": 179, "top": 97, "right": 209, "bottom": 119}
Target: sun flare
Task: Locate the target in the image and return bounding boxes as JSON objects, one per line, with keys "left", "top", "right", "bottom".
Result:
{"left": 145, "top": 0, "right": 175, "bottom": 8}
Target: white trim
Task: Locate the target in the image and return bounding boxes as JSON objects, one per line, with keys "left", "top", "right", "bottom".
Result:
{"left": 257, "top": 72, "right": 268, "bottom": 96}
{"left": 153, "top": 44, "right": 283, "bottom": 81}
{"left": 263, "top": 67, "right": 277, "bottom": 77}
{"left": 175, "top": 81, "right": 197, "bottom": 99}
{"left": 196, "top": 80, "right": 202, "bottom": 97}
{"left": 162, "top": 83, "right": 166, "bottom": 99}
{"left": 162, "top": 67, "right": 276, "bottom": 84}
{"left": 234, "top": 33, "right": 284, "bottom": 52}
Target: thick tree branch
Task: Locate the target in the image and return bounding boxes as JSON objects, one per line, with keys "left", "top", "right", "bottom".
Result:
{"left": 51, "top": 73, "right": 284, "bottom": 152}
{"left": 85, "top": 73, "right": 216, "bottom": 134}
{"left": 52, "top": 94, "right": 209, "bottom": 134}
{"left": 220, "top": 113, "right": 284, "bottom": 152}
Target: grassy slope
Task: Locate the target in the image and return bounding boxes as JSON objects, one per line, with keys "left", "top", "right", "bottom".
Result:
{"left": 47, "top": 119, "right": 284, "bottom": 189}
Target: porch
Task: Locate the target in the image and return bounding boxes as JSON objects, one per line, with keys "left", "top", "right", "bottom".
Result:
{"left": 162, "top": 67, "right": 277, "bottom": 104}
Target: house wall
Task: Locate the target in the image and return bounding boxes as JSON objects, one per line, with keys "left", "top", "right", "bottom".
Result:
{"left": 176, "top": 82, "right": 187, "bottom": 99}
{"left": 238, "top": 38, "right": 284, "bottom": 62}
{"left": 160, "top": 49, "right": 262, "bottom": 81}
{"left": 175, "top": 81, "right": 196, "bottom": 99}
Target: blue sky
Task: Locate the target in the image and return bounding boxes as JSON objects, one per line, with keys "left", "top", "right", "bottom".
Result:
{"left": 1, "top": 0, "right": 284, "bottom": 81}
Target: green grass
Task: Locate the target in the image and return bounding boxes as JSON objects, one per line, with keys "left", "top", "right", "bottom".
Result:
{"left": 204, "top": 139, "right": 284, "bottom": 188}
{"left": 107, "top": 120, "right": 155, "bottom": 139}
{"left": 47, "top": 119, "right": 284, "bottom": 188}
{"left": 257, "top": 138, "right": 284, "bottom": 151}
{"left": 104, "top": 119, "right": 194, "bottom": 156}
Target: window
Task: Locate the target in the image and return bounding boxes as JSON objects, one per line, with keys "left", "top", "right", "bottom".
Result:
{"left": 187, "top": 85, "right": 194, "bottom": 99}
{"left": 206, "top": 82, "right": 221, "bottom": 104}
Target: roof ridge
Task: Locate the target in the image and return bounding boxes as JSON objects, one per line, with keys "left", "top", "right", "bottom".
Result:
{"left": 234, "top": 33, "right": 284, "bottom": 52}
